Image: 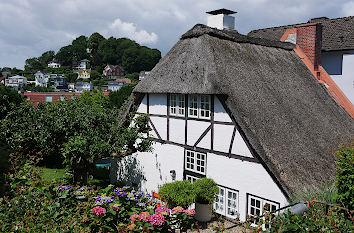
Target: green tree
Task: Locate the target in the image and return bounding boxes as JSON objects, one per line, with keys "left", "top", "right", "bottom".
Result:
{"left": 72, "top": 36, "right": 88, "bottom": 61}
{"left": 39, "top": 50, "right": 55, "bottom": 67}
{"left": 90, "top": 70, "right": 101, "bottom": 80}
{"left": 0, "top": 85, "right": 24, "bottom": 120}
{"left": 108, "top": 84, "right": 136, "bottom": 108}
{"left": 0, "top": 91, "right": 151, "bottom": 184}
{"left": 56, "top": 45, "right": 73, "bottom": 66}
{"left": 88, "top": 32, "right": 105, "bottom": 53}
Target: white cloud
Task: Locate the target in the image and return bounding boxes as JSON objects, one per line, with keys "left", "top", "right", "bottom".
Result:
{"left": 342, "top": 1, "right": 354, "bottom": 16}
{"left": 103, "top": 18, "right": 158, "bottom": 44}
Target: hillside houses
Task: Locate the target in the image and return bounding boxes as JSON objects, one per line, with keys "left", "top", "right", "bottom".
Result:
{"left": 103, "top": 65, "right": 125, "bottom": 79}
{"left": 110, "top": 9, "right": 354, "bottom": 225}
{"left": 5, "top": 75, "right": 27, "bottom": 91}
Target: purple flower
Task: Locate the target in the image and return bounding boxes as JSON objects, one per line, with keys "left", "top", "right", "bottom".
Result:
{"left": 150, "top": 214, "right": 165, "bottom": 226}
{"left": 95, "top": 194, "right": 116, "bottom": 204}
{"left": 57, "top": 184, "right": 72, "bottom": 191}
{"left": 114, "top": 188, "right": 127, "bottom": 197}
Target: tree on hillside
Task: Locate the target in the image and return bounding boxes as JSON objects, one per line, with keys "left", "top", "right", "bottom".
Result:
{"left": 39, "top": 51, "right": 55, "bottom": 67}
{"left": 0, "top": 92, "right": 151, "bottom": 184}
{"left": 72, "top": 36, "right": 88, "bottom": 61}
{"left": 25, "top": 58, "right": 42, "bottom": 73}
{"left": 88, "top": 32, "right": 105, "bottom": 53}
{"left": 55, "top": 45, "right": 74, "bottom": 66}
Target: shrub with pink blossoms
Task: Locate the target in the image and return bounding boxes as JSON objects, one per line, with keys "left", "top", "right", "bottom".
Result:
{"left": 91, "top": 206, "right": 106, "bottom": 216}
{"left": 155, "top": 206, "right": 170, "bottom": 215}
{"left": 172, "top": 206, "right": 184, "bottom": 213}
{"left": 109, "top": 205, "right": 119, "bottom": 211}
{"left": 150, "top": 213, "right": 165, "bottom": 226}
{"left": 184, "top": 209, "right": 196, "bottom": 216}
{"left": 139, "top": 212, "right": 151, "bottom": 222}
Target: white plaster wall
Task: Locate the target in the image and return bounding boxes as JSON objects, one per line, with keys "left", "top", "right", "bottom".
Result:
{"left": 111, "top": 142, "right": 184, "bottom": 194}
{"left": 169, "top": 118, "right": 185, "bottom": 144}
{"left": 150, "top": 116, "right": 167, "bottom": 140}
{"left": 207, "top": 153, "right": 288, "bottom": 221}
{"left": 149, "top": 94, "right": 167, "bottom": 115}
{"left": 137, "top": 94, "right": 147, "bottom": 113}
{"left": 214, "top": 96, "right": 232, "bottom": 122}
{"left": 231, "top": 131, "right": 253, "bottom": 158}
{"left": 207, "top": 14, "right": 224, "bottom": 30}
{"left": 331, "top": 52, "right": 354, "bottom": 104}
{"left": 198, "top": 130, "right": 211, "bottom": 149}
{"left": 186, "top": 120, "right": 210, "bottom": 146}
{"left": 214, "top": 124, "right": 234, "bottom": 153}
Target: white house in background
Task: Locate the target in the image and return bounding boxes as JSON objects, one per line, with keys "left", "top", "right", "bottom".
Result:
{"left": 77, "top": 69, "right": 91, "bottom": 79}
{"left": 68, "top": 83, "right": 75, "bottom": 91}
{"left": 5, "top": 75, "right": 27, "bottom": 90}
{"left": 107, "top": 81, "right": 125, "bottom": 92}
{"left": 35, "top": 71, "right": 48, "bottom": 87}
{"left": 139, "top": 71, "right": 150, "bottom": 81}
{"left": 249, "top": 15, "right": 354, "bottom": 107}
{"left": 73, "top": 59, "right": 90, "bottom": 70}
{"left": 48, "top": 61, "right": 61, "bottom": 68}
{"left": 75, "top": 82, "right": 93, "bottom": 92}
{"left": 110, "top": 10, "right": 354, "bottom": 226}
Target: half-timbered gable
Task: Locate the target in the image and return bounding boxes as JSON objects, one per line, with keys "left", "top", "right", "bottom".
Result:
{"left": 111, "top": 24, "right": 353, "bottom": 222}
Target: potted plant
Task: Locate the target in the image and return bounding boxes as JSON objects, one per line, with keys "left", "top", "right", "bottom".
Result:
{"left": 158, "top": 180, "right": 195, "bottom": 208}
{"left": 192, "top": 178, "right": 218, "bottom": 222}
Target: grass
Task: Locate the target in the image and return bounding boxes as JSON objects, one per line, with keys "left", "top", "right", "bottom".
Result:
{"left": 38, "top": 167, "right": 110, "bottom": 187}
{"left": 290, "top": 182, "right": 337, "bottom": 205}
{"left": 38, "top": 167, "right": 70, "bottom": 183}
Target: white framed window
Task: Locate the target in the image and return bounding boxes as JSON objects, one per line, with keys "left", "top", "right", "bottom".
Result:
{"left": 185, "top": 175, "right": 199, "bottom": 183}
{"left": 199, "top": 95, "right": 211, "bottom": 119}
{"left": 184, "top": 150, "right": 206, "bottom": 175}
{"left": 45, "top": 96, "right": 53, "bottom": 102}
{"left": 169, "top": 94, "right": 185, "bottom": 117}
{"left": 187, "top": 95, "right": 211, "bottom": 119}
{"left": 214, "top": 186, "right": 239, "bottom": 219}
{"left": 247, "top": 194, "right": 279, "bottom": 229}
{"left": 188, "top": 95, "right": 199, "bottom": 118}
{"left": 60, "top": 96, "right": 65, "bottom": 101}
{"left": 71, "top": 95, "right": 76, "bottom": 100}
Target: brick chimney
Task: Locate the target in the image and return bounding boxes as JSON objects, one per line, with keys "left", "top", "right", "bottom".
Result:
{"left": 206, "top": 8, "right": 237, "bottom": 30}
{"left": 296, "top": 23, "right": 322, "bottom": 70}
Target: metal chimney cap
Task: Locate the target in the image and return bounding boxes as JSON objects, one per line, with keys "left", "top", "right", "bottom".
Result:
{"left": 206, "top": 8, "right": 237, "bottom": 15}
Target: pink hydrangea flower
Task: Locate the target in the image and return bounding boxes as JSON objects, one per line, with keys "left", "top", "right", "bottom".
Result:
{"left": 91, "top": 206, "right": 106, "bottom": 216}
{"left": 155, "top": 206, "right": 170, "bottom": 215}
{"left": 130, "top": 213, "right": 140, "bottom": 222}
{"left": 184, "top": 209, "right": 196, "bottom": 216}
{"left": 110, "top": 205, "right": 120, "bottom": 211}
{"left": 172, "top": 206, "right": 184, "bottom": 213}
{"left": 150, "top": 213, "right": 165, "bottom": 226}
{"left": 139, "top": 212, "right": 151, "bottom": 222}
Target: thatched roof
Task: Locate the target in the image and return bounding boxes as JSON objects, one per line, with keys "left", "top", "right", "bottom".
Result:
{"left": 248, "top": 16, "right": 354, "bottom": 52}
{"left": 134, "top": 24, "right": 354, "bottom": 197}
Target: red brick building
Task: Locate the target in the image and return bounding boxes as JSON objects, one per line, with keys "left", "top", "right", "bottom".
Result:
{"left": 23, "top": 92, "right": 81, "bottom": 106}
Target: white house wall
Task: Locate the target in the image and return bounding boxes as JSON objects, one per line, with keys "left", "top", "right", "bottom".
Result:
{"left": 206, "top": 153, "right": 288, "bottom": 220}
{"left": 112, "top": 93, "right": 289, "bottom": 221}
{"left": 111, "top": 142, "right": 184, "bottom": 193}
{"left": 322, "top": 51, "right": 354, "bottom": 104}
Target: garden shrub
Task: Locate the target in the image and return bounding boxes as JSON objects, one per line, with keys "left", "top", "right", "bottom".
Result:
{"left": 193, "top": 178, "right": 218, "bottom": 204}
{"left": 335, "top": 143, "right": 354, "bottom": 210}
{"left": 159, "top": 180, "right": 195, "bottom": 208}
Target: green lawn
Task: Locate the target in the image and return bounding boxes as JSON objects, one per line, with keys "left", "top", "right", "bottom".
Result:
{"left": 38, "top": 167, "right": 110, "bottom": 187}
{"left": 38, "top": 167, "right": 70, "bottom": 182}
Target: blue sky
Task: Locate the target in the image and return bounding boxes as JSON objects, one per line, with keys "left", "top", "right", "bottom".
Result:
{"left": 1, "top": 0, "right": 353, "bottom": 69}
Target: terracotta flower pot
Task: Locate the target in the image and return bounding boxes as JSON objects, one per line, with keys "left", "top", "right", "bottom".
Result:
{"left": 194, "top": 202, "right": 212, "bottom": 222}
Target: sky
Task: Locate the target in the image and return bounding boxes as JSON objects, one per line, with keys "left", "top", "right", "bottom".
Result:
{"left": 1, "top": 0, "right": 354, "bottom": 69}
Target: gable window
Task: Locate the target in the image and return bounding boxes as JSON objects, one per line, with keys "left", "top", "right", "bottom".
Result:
{"left": 169, "top": 94, "right": 185, "bottom": 117}
{"left": 187, "top": 95, "right": 211, "bottom": 119}
{"left": 185, "top": 150, "right": 206, "bottom": 175}
{"left": 247, "top": 194, "right": 279, "bottom": 229}
{"left": 214, "top": 186, "right": 239, "bottom": 219}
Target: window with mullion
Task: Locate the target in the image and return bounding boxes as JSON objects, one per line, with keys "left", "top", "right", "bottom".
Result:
{"left": 184, "top": 150, "right": 206, "bottom": 175}
{"left": 199, "top": 95, "right": 211, "bottom": 119}
{"left": 247, "top": 194, "right": 279, "bottom": 229}
{"left": 188, "top": 95, "right": 199, "bottom": 118}
{"left": 169, "top": 94, "right": 185, "bottom": 117}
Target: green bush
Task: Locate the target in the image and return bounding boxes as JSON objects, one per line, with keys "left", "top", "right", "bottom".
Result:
{"left": 159, "top": 180, "right": 195, "bottom": 208}
{"left": 193, "top": 178, "right": 218, "bottom": 204}
{"left": 335, "top": 143, "right": 354, "bottom": 210}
